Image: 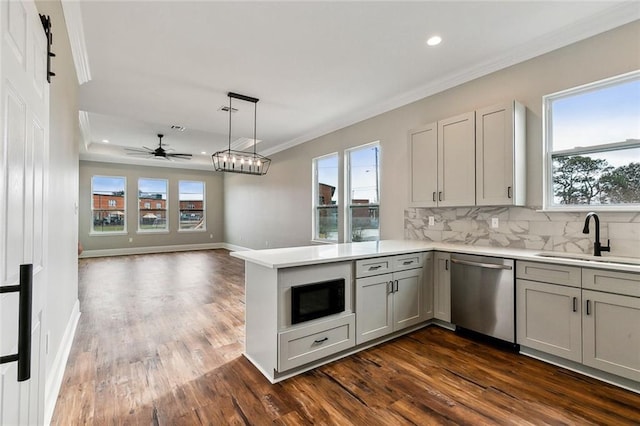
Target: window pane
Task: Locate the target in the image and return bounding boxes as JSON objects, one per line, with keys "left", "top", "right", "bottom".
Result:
{"left": 139, "top": 178, "right": 168, "bottom": 231}
{"left": 91, "top": 176, "right": 125, "bottom": 233}
{"left": 551, "top": 78, "right": 640, "bottom": 151}
{"left": 546, "top": 72, "right": 640, "bottom": 208}
{"left": 179, "top": 180, "right": 205, "bottom": 230}
{"left": 316, "top": 206, "right": 338, "bottom": 241}
{"left": 317, "top": 155, "right": 338, "bottom": 206}
{"left": 552, "top": 147, "right": 640, "bottom": 205}
{"left": 350, "top": 205, "right": 379, "bottom": 242}
{"left": 349, "top": 145, "right": 379, "bottom": 204}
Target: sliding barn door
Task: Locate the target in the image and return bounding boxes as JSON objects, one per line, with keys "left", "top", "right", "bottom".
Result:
{"left": 0, "top": 0, "right": 50, "bottom": 424}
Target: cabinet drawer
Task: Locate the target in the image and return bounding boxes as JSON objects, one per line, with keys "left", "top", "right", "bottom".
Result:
{"left": 583, "top": 269, "right": 640, "bottom": 297}
{"left": 356, "top": 257, "right": 393, "bottom": 278}
{"left": 394, "top": 253, "right": 425, "bottom": 272}
{"left": 516, "top": 261, "right": 581, "bottom": 288}
{"left": 278, "top": 314, "right": 355, "bottom": 372}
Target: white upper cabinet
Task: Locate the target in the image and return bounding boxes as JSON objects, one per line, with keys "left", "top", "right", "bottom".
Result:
{"left": 438, "top": 112, "right": 476, "bottom": 207}
{"left": 409, "top": 101, "right": 526, "bottom": 208}
{"left": 475, "top": 101, "right": 526, "bottom": 206}
{"left": 409, "top": 123, "right": 438, "bottom": 206}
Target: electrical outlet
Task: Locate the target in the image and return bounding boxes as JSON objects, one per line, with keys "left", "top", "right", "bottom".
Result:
{"left": 209, "top": 234, "right": 213, "bottom": 239}
{"left": 491, "top": 218, "right": 499, "bottom": 228}
{"left": 129, "top": 237, "right": 133, "bottom": 243}
{"left": 428, "top": 216, "right": 435, "bottom": 226}
{"left": 265, "top": 241, "right": 270, "bottom": 247}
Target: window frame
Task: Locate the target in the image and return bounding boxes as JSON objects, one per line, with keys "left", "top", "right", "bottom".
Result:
{"left": 178, "top": 180, "right": 206, "bottom": 232}
{"left": 90, "top": 175, "right": 127, "bottom": 235}
{"left": 345, "top": 141, "right": 381, "bottom": 242}
{"left": 137, "top": 177, "right": 169, "bottom": 233}
{"left": 543, "top": 70, "right": 640, "bottom": 211}
{"left": 312, "top": 152, "right": 339, "bottom": 243}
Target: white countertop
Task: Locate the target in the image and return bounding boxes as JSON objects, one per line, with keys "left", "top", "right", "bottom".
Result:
{"left": 230, "top": 240, "right": 640, "bottom": 273}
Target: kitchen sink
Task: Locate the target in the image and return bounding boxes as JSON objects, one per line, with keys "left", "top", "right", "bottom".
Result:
{"left": 534, "top": 251, "right": 640, "bottom": 266}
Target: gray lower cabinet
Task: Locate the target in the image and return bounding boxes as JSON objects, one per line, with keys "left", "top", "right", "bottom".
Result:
{"left": 516, "top": 279, "right": 582, "bottom": 362}
{"left": 517, "top": 261, "right": 640, "bottom": 382}
{"left": 355, "top": 253, "right": 431, "bottom": 344}
{"left": 434, "top": 252, "right": 451, "bottom": 322}
{"left": 582, "top": 289, "right": 640, "bottom": 381}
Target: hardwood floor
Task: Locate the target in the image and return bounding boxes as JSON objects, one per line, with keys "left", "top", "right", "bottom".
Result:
{"left": 52, "top": 250, "right": 640, "bottom": 425}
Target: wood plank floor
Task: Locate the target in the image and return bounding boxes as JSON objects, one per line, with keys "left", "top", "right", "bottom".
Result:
{"left": 52, "top": 250, "right": 640, "bottom": 425}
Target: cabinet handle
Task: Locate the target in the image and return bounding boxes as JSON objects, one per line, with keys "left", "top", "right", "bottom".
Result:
{"left": 394, "top": 280, "right": 399, "bottom": 292}
{"left": 432, "top": 191, "right": 436, "bottom": 202}
{"left": 369, "top": 265, "right": 382, "bottom": 271}
{"left": 445, "top": 259, "right": 449, "bottom": 271}
{"left": 586, "top": 300, "right": 591, "bottom": 316}
{"left": 313, "top": 337, "right": 329, "bottom": 344}
{"left": 572, "top": 297, "right": 577, "bottom": 313}
{"left": 438, "top": 191, "right": 443, "bottom": 202}
{"left": 507, "top": 186, "right": 512, "bottom": 199}
{"left": 402, "top": 260, "right": 413, "bottom": 265}
{"left": 388, "top": 281, "right": 394, "bottom": 294}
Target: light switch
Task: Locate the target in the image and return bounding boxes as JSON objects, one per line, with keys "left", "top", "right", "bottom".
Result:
{"left": 428, "top": 216, "right": 435, "bottom": 226}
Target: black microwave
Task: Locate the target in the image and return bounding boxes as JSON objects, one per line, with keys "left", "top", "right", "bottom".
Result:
{"left": 291, "top": 278, "right": 345, "bottom": 324}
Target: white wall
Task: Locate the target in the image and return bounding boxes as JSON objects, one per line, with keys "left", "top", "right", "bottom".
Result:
{"left": 35, "top": 0, "right": 80, "bottom": 420}
{"left": 225, "top": 21, "right": 640, "bottom": 250}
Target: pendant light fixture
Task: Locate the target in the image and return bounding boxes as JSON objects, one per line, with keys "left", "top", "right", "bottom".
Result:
{"left": 211, "top": 92, "right": 271, "bottom": 175}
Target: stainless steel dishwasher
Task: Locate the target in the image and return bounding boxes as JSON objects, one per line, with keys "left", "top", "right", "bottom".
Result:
{"left": 450, "top": 253, "right": 515, "bottom": 344}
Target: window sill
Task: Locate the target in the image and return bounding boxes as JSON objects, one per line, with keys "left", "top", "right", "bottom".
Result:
{"left": 89, "top": 231, "right": 128, "bottom": 237}
{"left": 178, "top": 228, "right": 207, "bottom": 233}
{"left": 310, "top": 239, "right": 338, "bottom": 245}
{"left": 539, "top": 206, "right": 640, "bottom": 213}
{"left": 136, "top": 230, "right": 170, "bottom": 234}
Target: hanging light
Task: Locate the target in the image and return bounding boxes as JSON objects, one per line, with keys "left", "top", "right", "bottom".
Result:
{"left": 212, "top": 92, "right": 271, "bottom": 175}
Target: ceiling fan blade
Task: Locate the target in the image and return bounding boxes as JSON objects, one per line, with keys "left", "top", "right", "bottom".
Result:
{"left": 124, "top": 147, "right": 151, "bottom": 153}
{"left": 167, "top": 153, "right": 192, "bottom": 159}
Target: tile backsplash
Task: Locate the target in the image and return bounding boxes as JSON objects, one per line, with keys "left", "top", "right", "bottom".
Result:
{"left": 405, "top": 206, "right": 640, "bottom": 258}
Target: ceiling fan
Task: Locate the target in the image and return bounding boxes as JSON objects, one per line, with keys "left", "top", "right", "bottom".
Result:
{"left": 125, "top": 134, "right": 192, "bottom": 160}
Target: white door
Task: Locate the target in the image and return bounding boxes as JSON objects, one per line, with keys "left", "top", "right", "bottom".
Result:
{"left": 0, "top": 0, "right": 49, "bottom": 424}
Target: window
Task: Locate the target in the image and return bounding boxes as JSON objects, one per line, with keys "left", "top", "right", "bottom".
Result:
{"left": 313, "top": 153, "right": 339, "bottom": 242}
{"left": 91, "top": 176, "right": 126, "bottom": 233}
{"left": 179, "top": 180, "right": 205, "bottom": 231}
{"left": 138, "top": 178, "right": 168, "bottom": 231}
{"left": 544, "top": 71, "right": 640, "bottom": 209}
{"left": 347, "top": 142, "right": 380, "bottom": 241}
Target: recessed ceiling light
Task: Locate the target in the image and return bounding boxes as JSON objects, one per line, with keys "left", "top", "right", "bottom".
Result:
{"left": 201, "top": 151, "right": 206, "bottom": 155}
{"left": 426, "top": 35, "right": 442, "bottom": 46}
{"left": 101, "top": 139, "right": 109, "bottom": 143}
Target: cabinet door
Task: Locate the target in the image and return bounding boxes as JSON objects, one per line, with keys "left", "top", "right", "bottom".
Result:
{"left": 438, "top": 112, "right": 475, "bottom": 207}
{"left": 434, "top": 252, "right": 451, "bottom": 322}
{"left": 356, "top": 273, "right": 393, "bottom": 344}
{"left": 409, "top": 124, "right": 438, "bottom": 206}
{"left": 582, "top": 290, "right": 640, "bottom": 381}
{"left": 476, "top": 102, "right": 515, "bottom": 206}
{"left": 423, "top": 253, "right": 434, "bottom": 320}
{"left": 516, "top": 280, "right": 582, "bottom": 362}
{"left": 393, "top": 269, "right": 423, "bottom": 331}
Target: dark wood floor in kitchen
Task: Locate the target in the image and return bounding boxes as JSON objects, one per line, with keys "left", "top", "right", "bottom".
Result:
{"left": 52, "top": 249, "right": 640, "bottom": 425}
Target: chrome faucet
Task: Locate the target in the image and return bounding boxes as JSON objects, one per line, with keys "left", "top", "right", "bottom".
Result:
{"left": 582, "top": 212, "right": 610, "bottom": 256}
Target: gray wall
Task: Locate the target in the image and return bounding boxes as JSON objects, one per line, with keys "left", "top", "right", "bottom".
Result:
{"left": 225, "top": 21, "right": 640, "bottom": 250}
{"left": 35, "top": 0, "right": 80, "bottom": 409}
{"left": 79, "top": 161, "right": 225, "bottom": 252}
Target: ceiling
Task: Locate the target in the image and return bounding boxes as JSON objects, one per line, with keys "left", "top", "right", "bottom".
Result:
{"left": 68, "top": 1, "right": 640, "bottom": 170}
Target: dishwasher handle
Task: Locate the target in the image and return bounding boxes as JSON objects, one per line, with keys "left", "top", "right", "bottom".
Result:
{"left": 450, "top": 258, "right": 513, "bottom": 270}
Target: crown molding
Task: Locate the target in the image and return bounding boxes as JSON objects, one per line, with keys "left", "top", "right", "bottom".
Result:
{"left": 61, "top": 0, "right": 91, "bottom": 85}
{"left": 80, "top": 151, "right": 217, "bottom": 172}
{"left": 263, "top": 2, "right": 640, "bottom": 157}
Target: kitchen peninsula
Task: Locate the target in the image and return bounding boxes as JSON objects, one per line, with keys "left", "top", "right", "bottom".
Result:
{"left": 231, "top": 240, "right": 640, "bottom": 392}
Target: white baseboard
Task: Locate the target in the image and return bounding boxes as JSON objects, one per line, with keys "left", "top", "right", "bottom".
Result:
{"left": 44, "top": 299, "right": 81, "bottom": 425}
{"left": 221, "top": 243, "right": 251, "bottom": 252}
{"left": 80, "top": 242, "right": 228, "bottom": 258}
